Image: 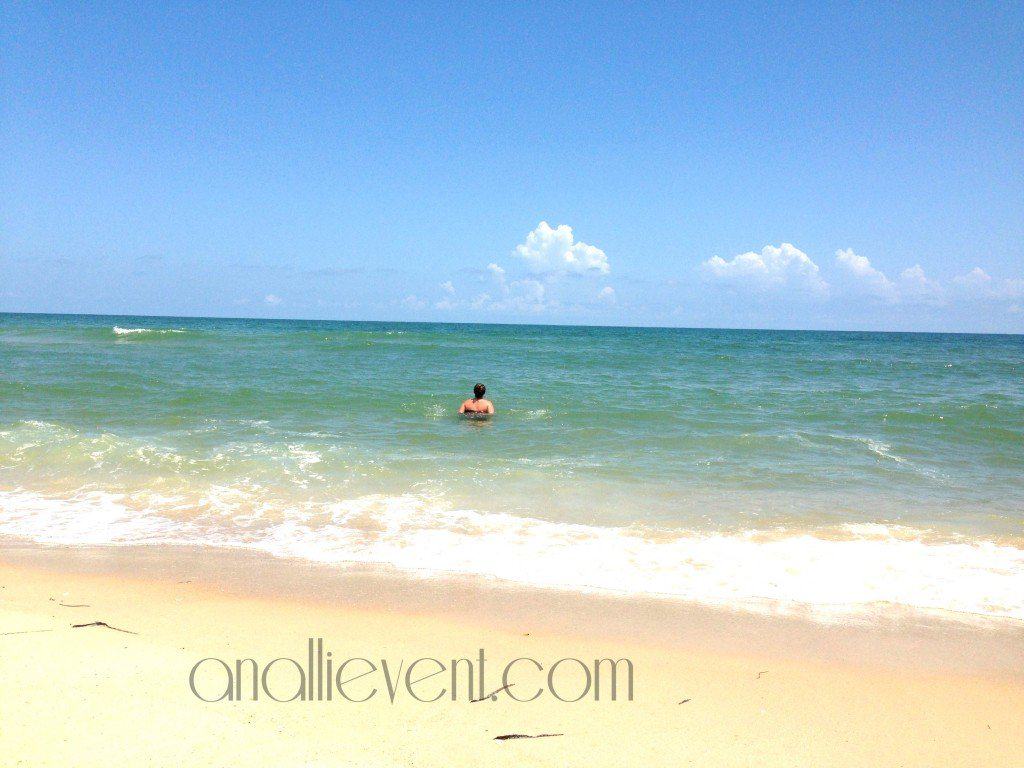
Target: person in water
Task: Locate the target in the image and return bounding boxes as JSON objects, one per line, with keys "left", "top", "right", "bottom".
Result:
{"left": 459, "top": 383, "right": 494, "bottom": 416}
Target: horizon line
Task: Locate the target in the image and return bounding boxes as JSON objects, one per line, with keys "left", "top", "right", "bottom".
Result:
{"left": 0, "top": 309, "right": 1020, "bottom": 338}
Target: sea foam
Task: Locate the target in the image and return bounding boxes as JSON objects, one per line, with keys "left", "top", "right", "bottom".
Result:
{"left": 0, "top": 488, "right": 1021, "bottom": 626}
{"left": 112, "top": 326, "right": 186, "bottom": 336}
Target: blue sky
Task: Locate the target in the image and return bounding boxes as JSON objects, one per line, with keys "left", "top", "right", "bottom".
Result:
{"left": 2, "top": 2, "right": 1021, "bottom": 331}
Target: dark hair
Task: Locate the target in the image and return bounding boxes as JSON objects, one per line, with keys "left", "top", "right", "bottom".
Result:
{"left": 473, "top": 383, "right": 486, "bottom": 398}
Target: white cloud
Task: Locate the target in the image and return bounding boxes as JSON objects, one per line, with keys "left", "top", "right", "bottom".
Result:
{"left": 264, "top": 294, "right": 282, "bottom": 306}
{"left": 487, "top": 263, "right": 509, "bottom": 292}
{"left": 702, "top": 243, "right": 828, "bottom": 296}
{"left": 468, "top": 278, "right": 551, "bottom": 313}
{"left": 507, "top": 278, "right": 548, "bottom": 312}
{"left": 431, "top": 222, "right": 615, "bottom": 316}
{"left": 438, "top": 264, "right": 554, "bottom": 312}
{"left": 952, "top": 267, "right": 1024, "bottom": 301}
{"left": 513, "top": 221, "right": 610, "bottom": 275}
{"left": 401, "top": 294, "right": 426, "bottom": 310}
{"left": 897, "top": 264, "right": 944, "bottom": 304}
{"left": 835, "top": 249, "right": 898, "bottom": 302}
{"left": 953, "top": 267, "right": 992, "bottom": 292}
{"left": 830, "top": 254, "right": 1021, "bottom": 308}
{"left": 435, "top": 281, "right": 456, "bottom": 308}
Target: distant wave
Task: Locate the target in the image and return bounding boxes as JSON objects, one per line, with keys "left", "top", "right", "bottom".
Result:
{"left": 112, "top": 326, "right": 186, "bottom": 336}
{"left": 863, "top": 438, "right": 907, "bottom": 464}
{"left": 1, "top": 488, "right": 1022, "bottom": 627}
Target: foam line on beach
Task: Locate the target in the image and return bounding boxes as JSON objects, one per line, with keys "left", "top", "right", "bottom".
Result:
{"left": 1, "top": 489, "right": 1022, "bottom": 626}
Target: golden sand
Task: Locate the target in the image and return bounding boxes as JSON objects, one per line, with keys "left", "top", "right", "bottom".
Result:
{"left": 1, "top": 543, "right": 1021, "bottom": 767}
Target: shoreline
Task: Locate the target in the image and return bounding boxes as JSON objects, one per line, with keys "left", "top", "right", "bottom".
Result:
{"left": 1, "top": 540, "right": 1022, "bottom": 765}
{"left": 4, "top": 487, "right": 1023, "bottom": 626}
{"left": 3, "top": 539, "right": 1022, "bottom": 673}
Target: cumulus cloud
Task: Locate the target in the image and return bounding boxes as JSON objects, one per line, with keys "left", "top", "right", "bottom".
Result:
{"left": 952, "top": 267, "right": 1024, "bottom": 301}
{"left": 435, "top": 256, "right": 554, "bottom": 313}
{"left": 835, "top": 249, "right": 898, "bottom": 302}
{"left": 702, "top": 243, "right": 828, "bottom": 296}
{"left": 896, "top": 264, "right": 944, "bottom": 304}
{"left": 832, "top": 253, "right": 1022, "bottom": 309}
{"left": 431, "top": 222, "right": 614, "bottom": 315}
{"left": 401, "top": 294, "right": 427, "bottom": 310}
{"left": 513, "top": 221, "right": 610, "bottom": 275}
{"left": 703, "top": 243, "right": 1021, "bottom": 312}
{"left": 433, "top": 281, "right": 457, "bottom": 309}
{"left": 1002, "top": 280, "right": 1024, "bottom": 300}
{"left": 264, "top": 294, "right": 282, "bottom": 306}
{"left": 510, "top": 278, "right": 547, "bottom": 308}
{"left": 954, "top": 267, "right": 992, "bottom": 292}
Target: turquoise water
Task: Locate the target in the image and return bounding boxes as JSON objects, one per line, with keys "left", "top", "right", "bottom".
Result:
{"left": 1, "top": 313, "right": 1022, "bottom": 622}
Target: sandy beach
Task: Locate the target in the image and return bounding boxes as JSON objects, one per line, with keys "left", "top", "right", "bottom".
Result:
{"left": 5, "top": 0, "right": 1022, "bottom": 763}
{"left": 1, "top": 542, "right": 1021, "bottom": 767}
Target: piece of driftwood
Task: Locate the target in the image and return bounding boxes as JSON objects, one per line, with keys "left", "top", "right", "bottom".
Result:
{"left": 71, "top": 621, "right": 138, "bottom": 635}
{"left": 678, "top": 698, "right": 692, "bottom": 704}
{"left": 756, "top": 670, "right": 768, "bottom": 679}
{"left": 470, "top": 683, "right": 515, "bottom": 703}
{"left": 59, "top": 602, "right": 90, "bottom": 608}
{"left": 494, "top": 733, "right": 563, "bottom": 741}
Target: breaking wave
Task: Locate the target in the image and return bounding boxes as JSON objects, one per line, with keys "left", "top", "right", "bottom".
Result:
{"left": 0, "top": 487, "right": 1021, "bottom": 626}
{"left": 112, "top": 326, "right": 187, "bottom": 336}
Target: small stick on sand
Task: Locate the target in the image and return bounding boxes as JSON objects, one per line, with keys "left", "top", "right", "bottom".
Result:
{"left": 59, "top": 602, "right": 91, "bottom": 608}
{"left": 1, "top": 629, "right": 54, "bottom": 636}
{"left": 71, "top": 621, "right": 138, "bottom": 635}
{"left": 494, "top": 733, "right": 562, "bottom": 741}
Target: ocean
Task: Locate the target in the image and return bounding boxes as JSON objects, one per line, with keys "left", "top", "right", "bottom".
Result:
{"left": 1, "top": 313, "right": 1021, "bottom": 623}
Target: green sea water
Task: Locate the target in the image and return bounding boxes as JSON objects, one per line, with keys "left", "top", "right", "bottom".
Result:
{"left": 1, "top": 313, "right": 1022, "bottom": 622}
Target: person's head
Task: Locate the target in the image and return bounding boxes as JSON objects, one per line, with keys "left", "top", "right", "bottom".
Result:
{"left": 473, "top": 383, "right": 486, "bottom": 399}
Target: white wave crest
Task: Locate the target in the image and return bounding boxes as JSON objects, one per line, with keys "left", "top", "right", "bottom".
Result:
{"left": 0, "top": 489, "right": 1022, "bottom": 626}
{"left": 112, "top": 326, "right": 186, "bottom": 336}
{"left": 864, "top": 438, "right": 906, "bottom": 464}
